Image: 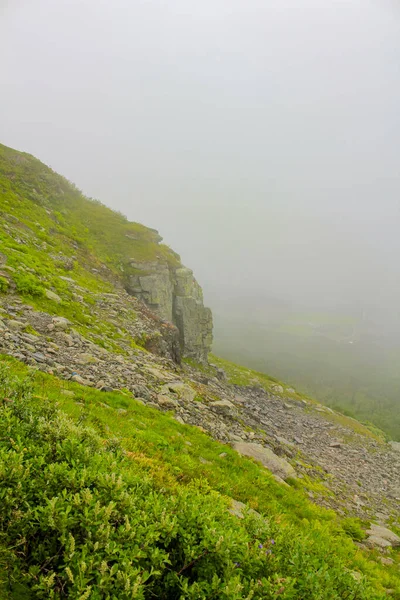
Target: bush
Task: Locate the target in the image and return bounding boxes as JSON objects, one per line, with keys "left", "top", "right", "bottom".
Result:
{"left": 13, "top": 272, "right": 44, "bottom": 297}
{"left": 0, "top": 365, "right": 385, "bottom": 599}
{"left": 342, "top": 517, "right": 367, "bottom": 542}
{"left": 0, "top": 276, "right": 9, "bottom": 293}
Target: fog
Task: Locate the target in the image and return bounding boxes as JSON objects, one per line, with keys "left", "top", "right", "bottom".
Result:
{"left": 2, "top": 0, "right": 400, "bottom": 432}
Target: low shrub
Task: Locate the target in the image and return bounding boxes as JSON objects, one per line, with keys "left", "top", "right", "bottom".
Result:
{"left": 12, "top": 272, "right": 44, "bottom": 297}
{"left": 342, "top": 518, "right": 368, "bottom": 542}
{"left": 0, "top": 364, "right": 387, "bottom": 599}
{"left": 0, "top": 276, "right": 9, "bottom": 293}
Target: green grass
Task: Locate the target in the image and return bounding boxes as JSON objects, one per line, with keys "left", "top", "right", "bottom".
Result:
{"left": 0, "top": 142, "right": 180, "bottom": 296}
{"left": 0, "top": 355, "right": 399, "bottom": 598}
{"left": 210, "top": 354, "right": 279, "bottom": 387}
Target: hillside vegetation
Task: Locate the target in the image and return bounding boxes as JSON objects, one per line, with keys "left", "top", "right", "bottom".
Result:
{"left": 213, "top": 310, "right": 400, "bottom": 441}
{"left": 1, "top": 357, "right": 399, "bottom": 599}
{"left": 0, "top": 142, "right": 179, "bottom": 301}
{"left": 0, "top": 142, "right": 399, "bottom": 598}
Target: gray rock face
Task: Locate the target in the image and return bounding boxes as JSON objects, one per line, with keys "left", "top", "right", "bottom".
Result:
{"left": 233, "top": 442, "right": 296, "bottom": 481}
{"left": 126, "top": 262, "right": 213, "bottom": 363}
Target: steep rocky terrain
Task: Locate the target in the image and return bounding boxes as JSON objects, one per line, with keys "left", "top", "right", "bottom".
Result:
{"left": 0, "top": 142, "right": 399, "bottom": 597}
{"left": 1, "top": 292, "right": 399, "bottom": 534}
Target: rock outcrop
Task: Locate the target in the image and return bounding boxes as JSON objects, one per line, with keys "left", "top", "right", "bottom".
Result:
{"left": 126, "top": 261, "right": 213, "bottom": 363}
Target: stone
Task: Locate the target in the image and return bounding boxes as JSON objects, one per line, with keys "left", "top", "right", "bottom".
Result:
{"left": 234, "top": 395, "right": 246, "bottom": 404}
{"left": 145, "top": 366, "right": 173, "bottom": 381}
{"left": 228, "top": 499, "right": 248, "bottom": 519}
{"left": 210, "top": 399, "right": 235, "bottom": 413}
{"left": 389, "top": 441, "right": 400, "bottom": 452}
{"left": 379, "top": 557, "right": 394, "bottom": 566}
{"left": 330, "top": 441, "right": 342, "bottom": 448}
{"left": 78, "top": 353, "right": 99, "bottom": 364}
{"left": 132, "top": 384, "right": 152, "bottom": 400}
{"left": 365, "top": 525, "right": 400, "bottom": 549}
{"left": 216, "top": 368, "right": 227, "bottom": 382}
{"left": 6, "top": 320, "right": 25, "bottom": 330}
{"left": 157, "top": 394, "right": 178, "bottom": 408}
{"left": 271, "top": 384, "right": 284, "bottom": 393}
{"left": 228, "top": 499, "right": 260, "bottom": 519}
{"left": 161, "top": 382, "right": 196, "bottom": 402}
{"left": 233, "top": 442, "right": 296, "bottom": 481}
{"left": 60, "top": 390, "right": 75, "bottom": 397}
{"left": 52, "top": 317, "right": 70, "bottom": 331}
{"left": 365, "top": 536, "right": 392, "bottom": 550}
{"left": 45, "top": 289, "right": 62, "bottom": 303}
{"left": 71, "top": 374, "right": 92, "bottom": 386}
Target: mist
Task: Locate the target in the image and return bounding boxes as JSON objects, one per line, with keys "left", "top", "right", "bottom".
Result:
{"left": 2, "top": 0, "right": 400, "bottom": 434}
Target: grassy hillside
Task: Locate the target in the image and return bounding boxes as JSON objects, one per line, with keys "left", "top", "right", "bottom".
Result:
{"left": 0, "top": 142, "right": 179, "bottom": 293}
{"left": 0, "top": 142, "right": 399, "bottom": 597}
{"left": 213, "top": 311, "right": 400, "bottom": 441}
{"left": 1, "top": 356, "right": 399, "bottom": 599}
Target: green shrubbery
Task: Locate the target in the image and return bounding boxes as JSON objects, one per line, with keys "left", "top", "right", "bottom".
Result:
{"left": 12, "top": 272, "right": 44, "bottom": 297}
{"left": 342, "top": 518, "right": 368, "bottom": 543}
{"left": 0, "top": 364, "right": 394, "bottom": 599}
{"left": 0, "top": 276, "right": 9, "bottom": 293}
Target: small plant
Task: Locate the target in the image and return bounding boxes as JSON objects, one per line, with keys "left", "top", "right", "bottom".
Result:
{"left": 23, "top": 324, "right": 39, "bottom": 336}
{"left": 0, "top": 276, "right": 8, "bottom": 293}
{"left": 342, "top": 517, "right": 367, "bottom": 542}
{"left": 13, "top": 272, "right": 44, "bottom": 297}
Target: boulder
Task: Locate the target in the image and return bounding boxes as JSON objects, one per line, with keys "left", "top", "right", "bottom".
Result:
{"left": 365, "top": 525, "right": 400, "bottom": 549}
{"left": 210, "top": 399, "right": 236, "bottom": 414}
{"left": 233, "top": 442, "right": 296, "bottom": 481}
{"left": 132, "top": 384, "right": 152, "bottom": 400}
{"left": 271, "top": 384, "right": 284, "bottom": 393}
{"left": 216, "top": 368, "right": 227, "bottom": 382}
{"left": 228, "top": 499, "right": 260, "bottom": 519}
{"left": 157, "top": 394, "right": 178, "bottom": 408}
{"left": 161, "top": 382, "right": 196, "bottom": 402}
{"left": 52, "top": 317, "right": 70, "bottom": 331}
{"left": 6, "top": 320, "right": 25, "bottom": 330}
{"left": 71, "top": 374, "right": 92, "bottom": 386}
{"left": 45, "top": 289, "right": 62, "bottom": 303}
{"left": 78, "top": 353, "right": 99, "bottom": 364}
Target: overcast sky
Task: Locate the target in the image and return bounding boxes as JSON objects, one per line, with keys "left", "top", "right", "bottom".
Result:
{"left": 1, "top": 0, "right": 400, "bottom": 314}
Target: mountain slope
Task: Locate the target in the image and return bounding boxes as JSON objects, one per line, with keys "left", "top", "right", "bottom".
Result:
{"left": 0, "top": 142, "right": 399, "bottom": 598}
{"left": 0, "top": 143, "right": 212, "bottom": 363}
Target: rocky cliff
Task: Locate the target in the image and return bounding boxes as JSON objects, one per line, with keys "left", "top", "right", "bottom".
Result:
{"left": 126, "top": 260, "right": 213, "bottom": 363}
{"left": 0, "top": 142, "right": 213, "bottom": 365}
